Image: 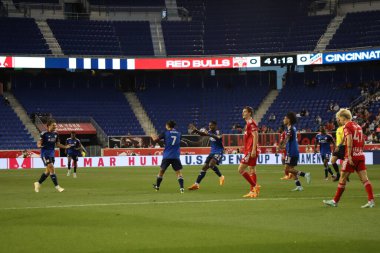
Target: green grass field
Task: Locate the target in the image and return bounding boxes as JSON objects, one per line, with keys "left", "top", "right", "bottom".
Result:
{"left": 0, "top": 165, "right": 379, "bottom": 253}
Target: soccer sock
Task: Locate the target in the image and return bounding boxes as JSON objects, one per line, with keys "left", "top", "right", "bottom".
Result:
{"left": 324, "top": 168, "right": 328, "bottom": 178}
{"left": 250, "top": 173, "right": 257, "bottom": 185}
{"left": 240, "top": 171, "right": 256, "bottom": 187}
{"left": 38, "top": 173, "right": 49, "bottom": 184}
{"left": 297, "top": 171, "right": 306, "bottom": 177}
{"left": 327, "top": 167, "right": 334, "bottom": 176}
{"left": 363, "top": 180, "right": 374, "bottom": 202}
{"left": 332, "top": 163, "right": 340, "bottom": 176}
{"left": 178, "top": 176, "right": 184, "bottom": 189}
{"left": 295, "top": 180, "right": 301, "bottom": 187}
{"left": 156, "top": 176, "right": 163, "bottom": 187}
{"left": 68, "top": 162, "right": 71, "bottom": 171}
{"left": 211, "top": 166, "right": 222, "bottom": 177}
{"left": 333, "top": 182, "right": 346, "bottom": 203}
{"left": 50, "top": 174, "right": 59, "bottom": 187}
{"left": 74, "top": 164, "right": 77, "bottom": 173}
{"left": 196, "top": 171, "right": 206, "bottom": 184}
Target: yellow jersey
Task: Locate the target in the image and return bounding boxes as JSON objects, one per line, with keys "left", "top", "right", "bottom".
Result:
{"left": 336, "top": 126, "right": 344, "bottom": 145}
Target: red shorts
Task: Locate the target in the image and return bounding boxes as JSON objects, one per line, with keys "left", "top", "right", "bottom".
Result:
{"left": 341, "top": 159, "right": 366, "bottom": 173}
{"left": 241, "top": 153, "right": 258, "bottom": 166}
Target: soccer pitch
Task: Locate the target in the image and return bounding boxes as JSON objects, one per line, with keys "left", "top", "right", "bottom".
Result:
{"left": 0, "top": 165, "right": 379, "bottom": 253}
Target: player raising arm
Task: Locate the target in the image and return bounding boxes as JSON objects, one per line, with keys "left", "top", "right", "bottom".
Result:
{"left": 34, "top": 119, "right": 70, "bottom": 193}
{"left": 323, "top": 109, "right": 375, "bottom": 208}
{"left": 188, "top": 121, "right": 225, "bottom": 190}
{"left": 151, "top": 120, "right": 184, "bottom": 194}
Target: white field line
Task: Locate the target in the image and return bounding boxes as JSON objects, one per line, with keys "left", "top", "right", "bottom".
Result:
{"left": 1, "top": 194, "right": 379, "bottom": 211}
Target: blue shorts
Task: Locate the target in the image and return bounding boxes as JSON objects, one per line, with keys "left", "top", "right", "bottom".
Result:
{"left": 41, "top": 156, "right": 55, "bottom": 166}
{"left": 67, "top": 153, "right": 79, "bottom": 161}
{"left": 205, "top": 153, "right": 223, "bottom": 165}
{"left": 285, "top": 155, "right": 298, "bottom": 167}
{"left": 161, "top": 159, "right": 183, "bottom": 171}
{"left": 321, "top": 153, "right": 331, "bottom": 161}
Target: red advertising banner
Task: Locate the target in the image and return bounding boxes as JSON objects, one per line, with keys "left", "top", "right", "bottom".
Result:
{"left": 0, "top": 56, "right": 13, "bottom": 68}
{"left": 56, "top": 123, "right": 96, "bottom": 134}
{"left": 0, "top": 149, "right": 60, "bottom": 158}
{"left": 134, "top": 57, "right": 234, "bottom": 70}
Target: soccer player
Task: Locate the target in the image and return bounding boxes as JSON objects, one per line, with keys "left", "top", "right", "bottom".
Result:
{"left": 238, "top": 106, "right": 260, "bottom": 198}
{"left": 151, "top": 120, "right": 184, "bottom": 193}
{"left": 188, "top": 121, "right": 225, "bottom": 190}
{"left": 323, "top": 109, "right": 375, "bottom": 208}
{"left": 279, "top": 112, "right": 311, "bottom": 191}
{"left": 66, "top": 131, "right": 85, "bottom": 178}
{"left": 34, "top": 119, "right": 70, "bottom": 193}
{"left": 314, "top": 126, "right": 336, "bottom": 180}
{"left": 277, "top": 126, "right": 292, "bottom": 180}
{"left": 331, "top": 116, "right": 345, "bottom": 181}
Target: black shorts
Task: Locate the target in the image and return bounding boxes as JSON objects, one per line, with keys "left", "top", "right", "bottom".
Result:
{"left": 41, "top": 156, "right": 55, "bottom": 166}
{"left": 68, "top": 154, "right": 79, "bottom": 161}
{"left": 161, "top": 159, "right": 183, "bottom": 171}
{"left": 332, "top": 145, "right": 345, "bottom": 160}
{"left": 205, "top": 153, "right": 223, "bottom": 165}
{"left": 321, "top": 153, "right": 331, "bottom": 161}
{"left": 285, "top": 155, "right": 298, "bottom": 167}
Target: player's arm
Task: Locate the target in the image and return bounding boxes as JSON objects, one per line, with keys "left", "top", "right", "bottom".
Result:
{"left": 151, "top": 132, "right": 164, "bottom": 142}
{"left": 345, "top": 131, "right": 354, "bottom": 165}
{"left": 279, "top": 135, "right": 289, "bottom": 149}
{"left": 314, "top": 135, "right": 319, "bottom": 153}
{"left": 56, "top": 136, "right": 70, "bottom": 149}
{"left": 251, "top": 129, "right": 258, "bottom": 158}
{"left": 37, "top": 139, "right": 43, "bottom": 148}
{"left": 330, "top": 135, "right": 336, "bottom": 150}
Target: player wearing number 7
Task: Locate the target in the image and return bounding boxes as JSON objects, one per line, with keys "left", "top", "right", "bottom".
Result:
{"left": 323, "top": 109, "right": 375, "bottom": 208}
{"left": 151, "top": 120, "right": 185, "bottom": 193}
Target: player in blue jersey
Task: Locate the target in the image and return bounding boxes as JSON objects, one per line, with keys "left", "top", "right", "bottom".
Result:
{"left": 66, "top": 131, "right": 85, "bottom": 178}
{"left": 279, "top": 112, "right": 311, "bottom": 191}
{"left": 314, "top": 126, "right": 336, "bottom": 180}
{"left": 188, "top": 121, "right": 225, "bottom": 190}
{"left": 34, "top": 119, "right": 70, "bottom": 193}
{"left": 151, "top": 120, "right": 184, "bottom": 193}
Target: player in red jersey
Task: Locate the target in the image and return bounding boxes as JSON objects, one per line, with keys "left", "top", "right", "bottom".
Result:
{"left": 323, "top": 109, "right": 375, "bottom": 208}
{"left": 238, "top": 106, "right": 260, "bottom": 198}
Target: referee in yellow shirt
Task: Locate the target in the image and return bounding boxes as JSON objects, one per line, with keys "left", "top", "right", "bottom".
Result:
{"left": 331, "top": 117, "right": 345, "bottom": 182}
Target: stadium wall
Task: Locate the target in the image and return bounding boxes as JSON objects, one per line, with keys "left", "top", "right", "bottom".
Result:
{"left": 0, "top": 153, "right": 375, "bottom": 169}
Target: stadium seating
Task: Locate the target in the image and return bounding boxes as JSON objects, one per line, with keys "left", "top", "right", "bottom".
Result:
{"left": 260, "top": 71, "right": 364, "bottom": 131}
{"left": 327, "top": 10, "right": 380, "bottom": 50}
{"left": 135, "top": 72, "right": 271, "bottom": 133}
{"left": 163, "top": 0, "right": 332, "bottom": 55}
{"left": 47, "top": 19, "right": 154, "bottom": 56}
{"left": 88, "top": 0, "right": 165, "bottom": 7}
{"left": 0, "top": 17, "right": 51, "bottom": 55}
{"left": 0, "top": 98, "right": 36, "bottom": 150}
{"left": 12, "top": 74, "right": 145, "bottom": 136}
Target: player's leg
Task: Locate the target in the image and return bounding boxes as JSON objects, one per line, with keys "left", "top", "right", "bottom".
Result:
{"left": 323, "top": 171, "right": 350, "bottom": 207}
{"left": 34, "top": 159, "right": 51, "bottom": 192}
{"left": 285, "top": 156, "right": 311, "bottom": 189}
{"left": 331, "top": 155, "right": 340, "bottom": 181}
{"left": 209, "top": 156, "right": 224, "bottom": 186}
{"left": 67, "top": 156, "right": 72, "bottom": 176}
{"left": 153, "top": 160, "right": 169, "bottom": 191}
{"left": 47, "top": 160, "right": 64, "bottom": 192}
{"left": 73, "top": 156, "right": 78, "bottom": 178}
{"left": 356, "top": 163, "right": 375, "bottom": 208}
{"left": 173, "top": 159, "right": 184, "bottom": 193}
{"left": 188, "top": 163, "right": 209, "bottom": 190}
{"left": 238, "top": 162, "right": 257, "bottom": 197}
{"left": 325, "top": 154, "right": 335, "bottom": 179}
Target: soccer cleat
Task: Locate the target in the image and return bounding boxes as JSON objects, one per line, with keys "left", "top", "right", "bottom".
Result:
{"left": 219, "top": 175, "right": 225, "bottom": 186}
{"left": 34, "top": 182, "right": 40, "bottom": 193}
{"left": 333, "top": 175, "right": 340, "bottom": 182}
{"left": 73, "top": 173, "right": 77, "bottom": 178}
{"left": 280, "top": 175, "right": 290, "bottom": 180}
{"left": 254, "top": 185, "right": 261, "bottom": 196}
{"left": 324, "top": 177, "right": 329, "bottom": 181}
{"left": 188, "top": 183, "right": 200, "bottom": 191}
{"left": 55, "top": 185, "right": 64, "bottom": 192}
{"left": 323, "top": 199, "right": 337, "bottom": 207}
{"left": 243, "top": 191, "right": 257, "bottom": 198}
{"left": 180, "top": 188, "right": 185, "bottom": 194}
{"left": 361, "top": 200, "right": 375, "bottom": 208}
{"left": 153, "top": 184, "right": 159, "bottom": 191}
{"left": 67, "top": 171, "right": 70, "bottom": 176}
{"left": 291, "top": 186, "right": 304, "bottom": 192}
{"left": 305, "top": 172, "right": 311, "bottom": 184}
